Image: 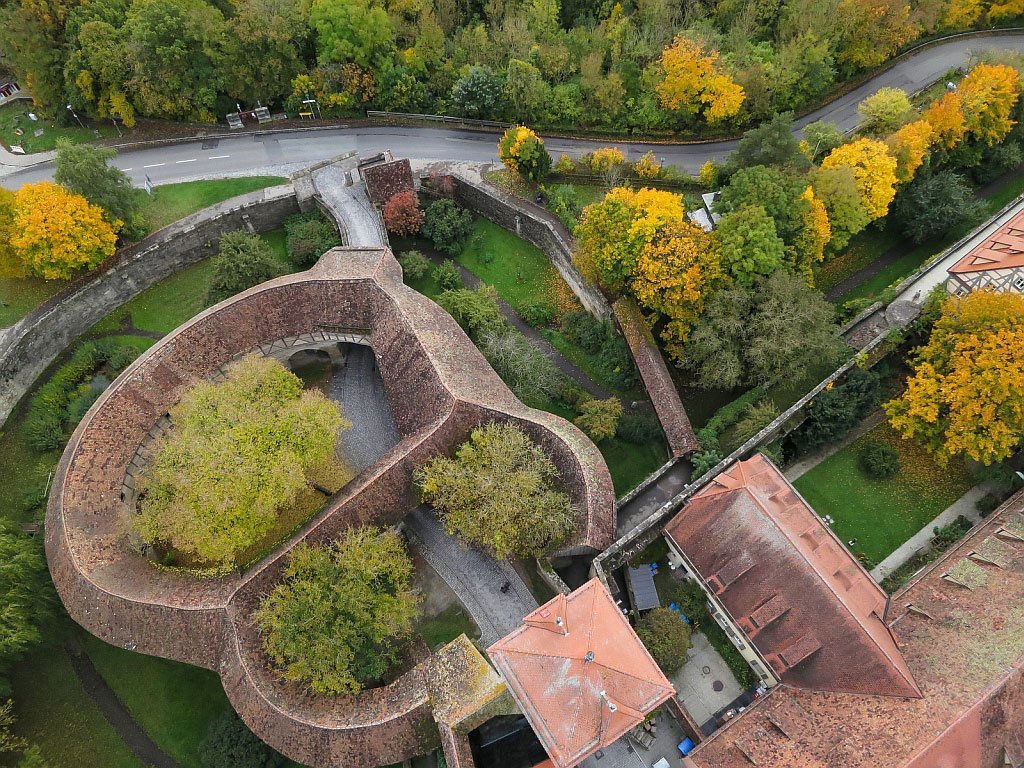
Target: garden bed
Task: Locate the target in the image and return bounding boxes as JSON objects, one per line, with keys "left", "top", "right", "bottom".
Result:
{"left": 793, "top": 422, "right": 974, "bottom": 565}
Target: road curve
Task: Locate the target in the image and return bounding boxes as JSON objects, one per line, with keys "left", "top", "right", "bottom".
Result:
{"left": 4, "top": 32, "right": 1024, "bottom": 189}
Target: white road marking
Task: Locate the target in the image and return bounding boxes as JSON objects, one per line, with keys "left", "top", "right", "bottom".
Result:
{"left": 143, "top": 163, "right": 165, "bottom": 168}
{"left": 120, "top": 168, "right": 132, "bottom": 172}
{"left": 208, "top": 154, "right": 230, "bottom": 159}
{"left": 175, "top": 158, "right": 197, "bottom": 164}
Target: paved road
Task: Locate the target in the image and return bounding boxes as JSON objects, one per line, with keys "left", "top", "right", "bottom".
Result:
{"left": 4, "top": 33, "right": 1024, "bottom": 189}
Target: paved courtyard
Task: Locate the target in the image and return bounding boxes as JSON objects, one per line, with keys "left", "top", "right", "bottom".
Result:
{"left": 670, "top": 632, "right": 743, "bottom": 727}
{"left": 328, "top": 344, "right": 401, "bottom": 471}
{"left": 404, "top": 507, "right": 538, "bottom": 647}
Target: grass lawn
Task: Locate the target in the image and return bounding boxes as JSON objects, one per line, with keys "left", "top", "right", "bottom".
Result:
{"left": 984, "top": 171, "right": 1024, "bottom": 212}
{"left": 793, "top": 423, "right": 974, "bottom": 565}
{"left": 10, "top": 645, "right": 143, "bottom": 768}
{"left": 90, "top": 230, "right": 293, "bottom": 336}
{"left": 0, "top": 276, "right": 69, "bottom": 328}
{"left": 601, "top": 437, "right": 668, "bottom": 496}
{"left": 82, "top": 634, "right": 231, "bottom": 768}
{"left": 414, "top": 604, "right": 479, "bottom": 650}
{"left": 141, "top": 176, "right": 287, "bottom": 232}
{"left": 458, "top": 218, "right": 562, "bottom": 315}
{"left": 0, "top": 101, "right": 118, "bottom": 153}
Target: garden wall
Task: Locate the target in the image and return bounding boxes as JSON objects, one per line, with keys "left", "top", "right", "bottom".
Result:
{"left": 0, "top": 184, "right": 300, "bottom": 428}
{"left": 440, "top": 167, "right": 612, "bottom": 319}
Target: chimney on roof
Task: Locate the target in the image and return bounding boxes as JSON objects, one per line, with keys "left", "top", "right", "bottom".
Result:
{"left": 584, "top": 650, "right": 595, "bottom": 663}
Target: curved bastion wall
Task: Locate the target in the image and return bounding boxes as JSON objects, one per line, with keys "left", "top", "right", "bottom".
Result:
{"left": 45, "top": 246, "right": 616, "bottom": 768}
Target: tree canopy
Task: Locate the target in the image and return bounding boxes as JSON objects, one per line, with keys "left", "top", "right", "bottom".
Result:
{"left": 885, "top": 289, "right": 1024, "bottom": 466}
{"left": 635, "top": 608, "right": 692, "bottom": 675}
{"left": 206, "top": 231, "right": 280, "bottom": 304}
{"left": 255, "top": 527, "right": 419, "bottom": 695}
{"left": 716, "top": 204, "right": 786, "bottom": 285}
{"left": 55, "top": 141, "right": 145, "bottom": 239}
{"left": 416, "top": 422, "right": 575, "bottom": 559}
{"left": 684, "top": 271, "right": 844, "bottom": 390}
{"left": 820, "top": 138, "right": 899, "bottom": 221}
{"left": 497, "top": 125, "right": 551, "bottom": 182}
{"left": 135, "top": 356, "right": 348, "bottom": 567}
{"left": 10, "top": 182, "right": 119, "bottom": 280}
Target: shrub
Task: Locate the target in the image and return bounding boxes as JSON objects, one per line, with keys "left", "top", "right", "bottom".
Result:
{"left": 561, "top": 312, "right": 606, "bottom": 353}
{"left": 691, "top": 448, "right": 724, "bottom": 478}
{"left": 589, "top": 147, "right": 624, "bottom": 173}
{"left": 207, "top": 231, "right": 279, "bottom": 304}
{"left": 554, "top": 154, "right": 576, "bottom": 174}
{"left": 255, "top": 527, "right": 419, "bottom": 694}
{"left": 382, "top": 190, "right": 425, "bottom": 236}
{"left": 416, "top": 422, "right": 575, "bottom": 558}
{"left": 546, "top": 184, "right": 583, "bottom": 232}
{"left": 728, "top": 399, "right": 779, "bottom": 449}
{"left": 574, "top": 396, "right": 623, "bottom": 442}
{"left": 479, "top": 329, "right": 565, "bottom": 405}
{"left": 438, "top": 285, "right": 507, "bottom": 338}
{"left": 199, "top": 710, "right": 287, "bottom": 768}
{"left": 498, "top": 126, "right": 552, "bottom": 182}
{"left": 423, "top": 199, "right": 474, "bottom": 255}
{"left": 617, "top": 413, "right": 662, "bottom": 444}
{"left": 397, "top": 250, "right": 431, "bottom": 281}
{"left": 791, "top": 369, "right": 881, "bottom": 453}
{"left": 634, "top": 151, "right": 661, "bottom": 179}
{"left": 976, "top": 493, "right": 1002, "bottom": 517}
{"left": 520, "top": 300, "right": 556, "bottom": 327}
{"left": 284, "top": 213, "right": 341, "bottom": 267}
{"left": 859, "top": 440, "right": 900, "bottom": 479}
{"left": 432, "top": 260, "right": 463, "bottom": 291}
{"left": 635, "top": 608, "right": 692, "bottom": 675}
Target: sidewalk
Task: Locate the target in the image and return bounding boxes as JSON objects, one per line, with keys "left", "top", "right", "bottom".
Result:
{"left": 0, "top": 143, "right": 54, "bottom": 175}
{"left": 869, "top": 482, "right": 992, "bottom": 582}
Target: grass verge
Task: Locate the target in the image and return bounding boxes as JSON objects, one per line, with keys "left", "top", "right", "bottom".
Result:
{"left": 414, "top": 604, "right": 479, "bottom": 650}
{"left": 140, "top": 176, "right": 288, "bottom": 233}
{"left": 793, "top": 423, "right": 974, "bottom": 565}
{"left": 0, "top": 102, "right": 118, "bottom": 153}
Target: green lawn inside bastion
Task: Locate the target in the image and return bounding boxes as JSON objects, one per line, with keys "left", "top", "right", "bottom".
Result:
{"left": 793, "top": 422, "right": 974, "bottom": 565}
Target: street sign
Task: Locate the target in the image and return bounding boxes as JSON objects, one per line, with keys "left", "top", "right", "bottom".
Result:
{"left": 144, "top": 175, "right": 154, "bottom": 196}
{"left": 255, "top": 106, "right": 271, "bottom": 123}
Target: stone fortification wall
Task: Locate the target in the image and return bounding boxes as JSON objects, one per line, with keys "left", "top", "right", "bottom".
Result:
{"left": 0, "top": 185, "right": 299, "bottom": 428}
{"left": 440, "top": 168, "right": 612, "bottom": 319}
{"left": 47, "top": 247, "right": 615, "bottom": 768}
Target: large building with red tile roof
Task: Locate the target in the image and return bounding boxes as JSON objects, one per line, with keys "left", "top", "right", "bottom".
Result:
{"left": 946, "top": 207, "right": 1024, "bottom": 296}
{"left": 487, "top": 579, "right": 675, "bottom": 768}
{"left": 681, "top": 489, "right": 1024, "bottom": 768}
{"left": 664, "top": 455, "right": 920, "bottom": 698}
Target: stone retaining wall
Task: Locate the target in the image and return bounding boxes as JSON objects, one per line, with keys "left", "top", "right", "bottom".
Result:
{"left": 0, "top": 185, "right": 300, "bottom": 428}
{"left": 441, "top": 168, "right": 612, "bottom": 318}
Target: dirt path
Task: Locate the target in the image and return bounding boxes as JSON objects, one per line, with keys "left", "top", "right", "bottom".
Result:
{"left": 65, "top": 638, "right": 183, "bottom": 768}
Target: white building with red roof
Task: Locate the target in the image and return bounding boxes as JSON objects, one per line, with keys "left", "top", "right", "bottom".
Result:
{"left": 947, "top": 207, "right": 1024, "bottom": 296}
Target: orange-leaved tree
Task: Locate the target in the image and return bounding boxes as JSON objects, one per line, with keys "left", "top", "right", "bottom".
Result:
{"left": 924, "top": 91, "right": 967, "bottom": 150}
{"left": 956, "top": 63, "right": 1022, "bottom": 146}
{"left": 631, "top": 219, "right": 723, "bottom": 359}
{"left": 885, "top": 289, "right": 1024, "bottom": 466}
{"left": 655, "top": 36, "right": 744, "bottom": 125}
{"left": 11, "top": 182, "right": 120, "bottom": 280}
{"left": 820, "top": 138, "right": 899, "bottom": 221}
{"left": 885, "top": 119, "right": 933, "bottom": 183}
{"left": 792, "top": 186, "right": 831, "bottom": 284}
{"left": 573, "top": 186, "right": 686, "bottom": 291}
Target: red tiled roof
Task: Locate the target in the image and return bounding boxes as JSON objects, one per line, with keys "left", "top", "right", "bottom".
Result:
{"left": 488, "top": 579, "right": 675, "bottom": 768}
{"left": 686, "top": 493, "right": 1024, "bottom": 768}
{"left": 664, "top": 455, "right": 920, "bottom": 699}
{"left": 949, "top": 209, "right": 1024, "bottom": 274}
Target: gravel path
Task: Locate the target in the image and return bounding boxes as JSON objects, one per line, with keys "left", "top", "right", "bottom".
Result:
{"left": 65, "top": 638, "right": 183, "bottom": 768}
{"left": 311, "top": 166, "right": 387, "bottom": 247}
{"left": 405, "top": 507, "right": 538, "bottom": 647}
{"left": 329, "top": 344, "right": 401, "bottom": 472}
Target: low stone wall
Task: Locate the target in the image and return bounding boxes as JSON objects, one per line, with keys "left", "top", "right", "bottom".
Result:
{"left": 613, "top": 298, "right": 697, "bottom": 458}
{"left": 0, "top": 184, "right": 299, "bottom": 428}
{"left": 441, "top": 168, "right": 612, "bottom": 319}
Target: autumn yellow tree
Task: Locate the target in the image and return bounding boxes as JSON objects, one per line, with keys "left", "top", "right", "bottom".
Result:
{"left": 924, "top": 92, "right": 967, "bottom": 150}
{"left": 885, "top": 289, "right": 1024, "bottom": 466}
{"left": 631, "top": 220, "right": 724, "bottom": 358}
{"left": 573, "top": 187, "right": 686, "bottom": 291}
{"left": 886, "top": 119, "right": 933, "bottom": 183}
{"left": 941, "top": 0, "right": 984, "bottom": 28}
{"left": 11, "top": 182, "right": 120, "bottom": 280}
{"left": 589, "top": 147, "right": 625, "bottom": 173}
{"left": 821, "top": 138, "right": 899, "bottom": 221}
{"left": 655, "top": 36, "right": 744, "bottom": 124}
{"left": 957, "top": 63, "right": 1022, "bottom": 146}
{"left": 791, "top": 187, "right": 831, "bottom": 284}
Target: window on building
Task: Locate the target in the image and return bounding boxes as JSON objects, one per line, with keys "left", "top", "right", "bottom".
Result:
{"left": 1014, "top": 276, "right": 1024, "bottom": 292}
{"left": 955, "top": 286, "right": 969, "bottom": 297}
